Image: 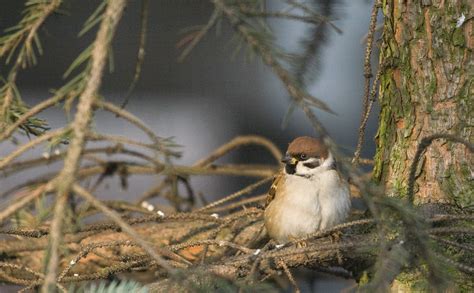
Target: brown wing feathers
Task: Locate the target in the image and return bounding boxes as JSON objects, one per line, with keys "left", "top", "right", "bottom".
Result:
{"left": 265, "top": 172, "right": 283, "bottom": 207}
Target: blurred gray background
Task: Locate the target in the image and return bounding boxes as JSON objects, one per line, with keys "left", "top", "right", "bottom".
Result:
{"left": 1, "top": 0, "right": 381, "bottom": 213}
{"left": 1, "top": 0, "right": 379, "bottom": 188}
{"left": 1, "top": 1, "right": 379, "bottom": 290}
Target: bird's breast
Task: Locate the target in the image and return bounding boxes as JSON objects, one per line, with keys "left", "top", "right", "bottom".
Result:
{"left": 264, "top": 172, "right": 351, "bottom": 243}
{"left": 317, "top": 170, "right": 351, "bottom": 229}
{"left": 264, "top": 175, "right": 322, "bottom": 242}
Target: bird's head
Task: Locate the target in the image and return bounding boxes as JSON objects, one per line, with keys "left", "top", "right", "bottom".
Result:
{"left": 282, "top": 136, "right": 335, "bottom": 177}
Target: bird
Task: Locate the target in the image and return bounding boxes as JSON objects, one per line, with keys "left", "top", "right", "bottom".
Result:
{"left": 264, "top": 136, "right": 351, "bottom": 244}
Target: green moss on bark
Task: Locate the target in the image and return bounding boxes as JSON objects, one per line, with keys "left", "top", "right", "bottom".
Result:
{"left": 374, "top": 0, "right": 473, "bottom": 289}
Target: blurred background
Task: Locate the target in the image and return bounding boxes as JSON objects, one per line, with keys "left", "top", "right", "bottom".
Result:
{"left": 1, "top": 0, "right": 380, "bottom": 194}
{"left": 1, "top": 0, "right": 380, "bottom": 291}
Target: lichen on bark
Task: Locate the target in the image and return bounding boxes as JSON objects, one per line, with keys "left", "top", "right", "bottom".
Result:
{"left": 374, "top": 0, "right": 473, "bottom": 207}
{"left": 373, "top": 0, "right": 473, "bottom": 290}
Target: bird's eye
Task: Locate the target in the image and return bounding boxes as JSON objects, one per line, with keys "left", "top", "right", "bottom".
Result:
{"left": 300, "top": 154, "right": 307, "bottom": 160}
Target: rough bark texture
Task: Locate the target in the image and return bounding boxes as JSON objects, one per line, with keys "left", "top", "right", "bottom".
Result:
{"left": 374, "top": 0, "right": 473, "bottom": 291}
{"left": 374, "top": 0, "right": 473, "bottom": 207}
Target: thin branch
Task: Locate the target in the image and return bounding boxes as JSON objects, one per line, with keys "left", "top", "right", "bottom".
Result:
{"left": 194, "top": 135, "right": 282, "bottom": 167}
{"left": 434, "top": 252, "right": 474, "bottom": 275}
{"left": 57, "top": 240, "right": 137, "bottom": 281}
{"left": 241, "top": 10, "right": 341, "bottom": 33}
{"left": 353, "top": 0, "right": 381, "bottom": 165}
{"left": 430, "top": 235, "right": 474, "bottom": 252}
{"left": 138, "top": 135, "right": 281, "bottom": 205}
{"left": 59, "top": 259, "right": 152, "bottom": 283}
{"left": 137, "top": 180, "right": 169, "bottom": 204}
{"left": 0, "top": 183, "right": 50, "bottom": 224}
{"left": 42, "top": 1, "right": 127, "bottom": 291}
{"left": 213, "top": 0, "right": 334, "bottom": 114}
{"left": 95, "top": 100, "right": 172, "bottom": 154}
{"left": 288, "top": 218, "right": 375, "bottom": 246}
{"left": 0, "top": 127, "right": 67, "bottom": 170}
{"left": 206, "top": 194, "right": 266, "bottom": 213}
{"left": 78, "top": 163, "right": 276, "bottom": 182}
{"left": 0, "top": 144, "right": 160, "bottom": 179}
{"left": 353, "top": 55, "right": 383, "bottom": 165}
{"left": 278, "top": 259, "right": 301, "bottom": 293}
{"left": 170, "top": 239, "right": 254, "bottom": 254}
{"left": 196, "top": 177, "right": 273, "bottom": 212}
{"left": 0, "top": 262, "right": 66, "bottom": 292}
{"left": 72, "top": 184, "right": 191, "bottom": 271}
{"left": 86, "top": 132, "right": 160, "bottom": 150}
{"left": 284, "top": 0, "right": 341, "bottom": 33}
{"left": 120, "top": 0, "right": 149, "bottom": 110}
{"left": 429, "top": 227, "right": 474, "bottom": 235}
{"left": 178, "top": 8, "right": 220, "bottom": 62}
{"left": 0, "top": 94, "right": 66, "bottom": 141}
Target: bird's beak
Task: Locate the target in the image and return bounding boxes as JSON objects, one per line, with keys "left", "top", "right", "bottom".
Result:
{"left": 281, "top": 154, "right": 297, "bottom": 165}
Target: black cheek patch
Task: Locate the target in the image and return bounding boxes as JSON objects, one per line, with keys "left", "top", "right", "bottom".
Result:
{"left": 303, "top": 161, "right": 320, "bottom": 169}
{"left": 285, "top": 164, "right": 296, "bottom": 174}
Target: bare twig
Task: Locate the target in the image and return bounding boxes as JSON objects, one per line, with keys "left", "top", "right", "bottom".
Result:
{"left": 0, "top": 183, "right": 51, "bottom": 224}
{"left": 72, "top": 184, "right": 188, "bottom": 271}
{"left": 178, "top": 8, "right": 220, "bottom": 62}
{"left": 353, "top": 0, "right": 381, "bottom": 165}
{"left": 0, "top": 262, "right": 66, "bottom": 292}
{"left": 207, "top": 194, "right": 266, "bottom": 213}
{"left": 283, "top": 0, "right": 341, "bottom": 33}
{"left": 194, "top": 135, "right": 282, "bottom": 167}
{"left": 120, "top": 0, "right": 149, "bottom": 110}
{"left": 278, "top": 259, "right": 301, "bottom": 293}
{"left": 241, "top": 10, "right": 341, "bottom": 33}
{"left": 353, "top": 55, "right": 383, "bottom": 165}
{"left": 170, "top": 239, "right": 254, "bottom": 254}
{"left": 196, "top": 177, "right": 273, "bottom": 212}
{"left": 0, "top": 128, "right": 67, "bottom": 170}
{"left": 138, "top": 135, "right": 280, "bottom": 205}
{"left": 193, "top": 138, "right": 278, "bottom": 209}
{"left": 95, "top": 100, "right": 173, "bottom": 155}
{"left": 288, "top": 218, "right": 375, "bottom": 246}
{"left": 86, "top": 132, "right": 158, "bottom": 150}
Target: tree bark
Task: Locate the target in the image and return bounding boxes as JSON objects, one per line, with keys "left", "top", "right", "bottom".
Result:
{"left": 374, "top": 0, "right": 473, "bottom": 207}
{"left": 374, "top": 0, "right": 473, "bottom": 290}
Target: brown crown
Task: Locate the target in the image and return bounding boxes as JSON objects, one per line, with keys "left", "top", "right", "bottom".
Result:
{"left": 287, "top": 136, "right": 328, "bottom": 159}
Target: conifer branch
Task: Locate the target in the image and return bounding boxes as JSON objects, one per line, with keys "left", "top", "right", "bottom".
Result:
{"left": 42, "top": 0, "right": 127, "bottom": 291}
{"left": 213, "top": 0, "right": 334, "bottom": 114}
{"left": 0, "top": 0, "right": 61, "bottom": 134}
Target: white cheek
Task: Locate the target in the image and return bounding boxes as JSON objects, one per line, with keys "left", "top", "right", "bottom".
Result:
{"left": 296, "top": 161, "right": 319, "bottom": 175}
{"left": 296, "top": 158, "right": 329, "bottom": 176}
{"left": 295, "top": 162, "right": 307, "bottom": 174}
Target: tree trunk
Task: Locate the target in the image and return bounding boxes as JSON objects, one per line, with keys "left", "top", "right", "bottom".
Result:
{"left": 374, "top": 0, "right": 473, "bottom": 207}
{"left": 374, "top": 0, "right": 473, "bottom": 291}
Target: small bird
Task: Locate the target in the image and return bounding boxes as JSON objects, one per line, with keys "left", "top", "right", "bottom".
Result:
{"left": 264, "top": 136, "right": 351, "bottom": 243}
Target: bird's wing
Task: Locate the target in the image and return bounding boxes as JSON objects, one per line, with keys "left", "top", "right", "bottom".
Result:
{"left": 265, "top": 171, "right": 284, "bottom": 207}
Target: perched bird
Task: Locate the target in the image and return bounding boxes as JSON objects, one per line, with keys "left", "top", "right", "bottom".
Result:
{"left": 264, "top": 136, "right": 351, "bottom": 243}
